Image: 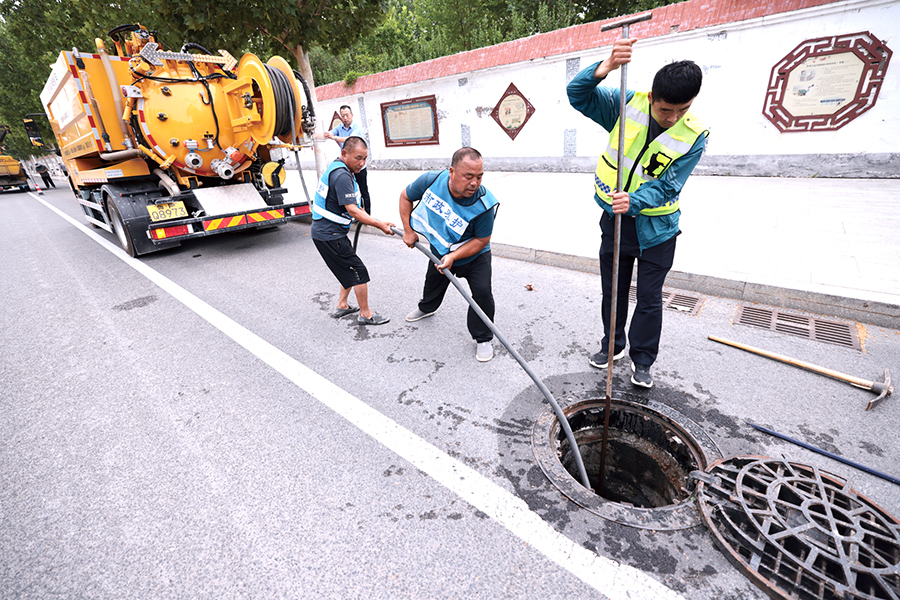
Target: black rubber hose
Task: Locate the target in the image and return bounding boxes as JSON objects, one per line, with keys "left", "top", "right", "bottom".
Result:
{"left": 181, "top": 42, "right": 213, "bottom": 55}
{"left": 352, "top": 221, "right": 362, "bottom": 251}
{"left": 749, "top": 423, "right": 900, "bottom": 486}
{"left": 292, "top": 69, "right": 316, "bottom": 121}
{"left": 388, "top": 226, "right": 592, "bottom": 489}
{"left": 265, "top": 65, "right": 296, "bottom": 138}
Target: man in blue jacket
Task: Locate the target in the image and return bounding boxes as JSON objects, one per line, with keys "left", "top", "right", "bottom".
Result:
{"left": 568, "top": 37, "right": 708, "bottom": 388}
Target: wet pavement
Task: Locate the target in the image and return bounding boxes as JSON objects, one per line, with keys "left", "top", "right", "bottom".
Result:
{"left": 1, "top": 179, "right": 898, "bottom": 599}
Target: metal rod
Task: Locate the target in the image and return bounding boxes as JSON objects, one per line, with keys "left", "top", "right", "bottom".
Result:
{"left": 749, "top": 423, "right": 900, "bottom": 487}
{"left": 599, "top": 18, "right": 641, "bottom": 498}
{"left": 390, "top": 226, "right": 592, "bottom": 490}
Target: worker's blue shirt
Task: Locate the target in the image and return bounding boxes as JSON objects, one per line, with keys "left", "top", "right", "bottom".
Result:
{"left": 330, "top": 121, "right": 363, "bottom": 149}
{"left": 567, "top": 62, "right": 706, "bottom": 250}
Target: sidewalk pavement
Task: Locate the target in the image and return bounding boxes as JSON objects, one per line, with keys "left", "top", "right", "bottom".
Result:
{"left": 282, "top": 170, "right": 900, "bottom": 328}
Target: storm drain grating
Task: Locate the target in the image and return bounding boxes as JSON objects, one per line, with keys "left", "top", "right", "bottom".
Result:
{"left": 735, "top": 305, "right": 860, "bottom": 350}
{"left": 628, "top": 285, "right": 704, "bottom": 316}
{"left": 697, "top": 457, "right": 900, "bottom": 600}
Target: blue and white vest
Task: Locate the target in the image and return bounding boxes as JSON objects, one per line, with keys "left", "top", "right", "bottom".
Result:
{"left": 311, "top": 160, "right": 360, "bottom": 227}
{"left": 410, "top": 170, "right": 499, "bottom": 255}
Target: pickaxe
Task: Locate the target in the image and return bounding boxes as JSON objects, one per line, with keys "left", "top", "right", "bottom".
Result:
{"left": 708, "top": 335, "right": 892, "bottom": 410}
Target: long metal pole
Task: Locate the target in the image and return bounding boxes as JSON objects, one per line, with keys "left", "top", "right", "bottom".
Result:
{"left": 390, "top": 226, "right": 592, "bottom": 489}
{"left": 595, "top": 12, "right": 653, "bottom": 497}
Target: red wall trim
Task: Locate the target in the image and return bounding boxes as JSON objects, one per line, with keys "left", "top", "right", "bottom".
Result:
{"left": 316, "top": 0, "right": 845, "bottom": 100}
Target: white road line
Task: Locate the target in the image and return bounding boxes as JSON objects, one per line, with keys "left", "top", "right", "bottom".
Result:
{"left": 32, "top": 192, "right": 685, "bottom": 600}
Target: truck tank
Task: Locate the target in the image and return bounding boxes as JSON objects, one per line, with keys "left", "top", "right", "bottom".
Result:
{"left": 40, "top": 24, "right": 316, "bottom": 256}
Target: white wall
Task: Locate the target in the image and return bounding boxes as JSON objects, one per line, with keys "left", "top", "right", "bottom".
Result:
{"left": 302, "top": 0, "right": 898, "bottom": 176}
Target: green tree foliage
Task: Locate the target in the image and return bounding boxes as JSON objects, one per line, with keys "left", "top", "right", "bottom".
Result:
{"left": 309, "top": 0, "right": 579, "bottom": 85}
{"left": 309, "top": 0, "right": 679, "bottom": 86}
{"left": 0, "top": 0, "right": 85, "bottom": 157}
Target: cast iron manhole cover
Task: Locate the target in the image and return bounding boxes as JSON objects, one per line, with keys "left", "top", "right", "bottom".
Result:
{"left": 697, "top": 456, "right": 900, "bottom": 599}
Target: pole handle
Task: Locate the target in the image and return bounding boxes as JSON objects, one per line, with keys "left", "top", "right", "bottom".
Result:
{"left": 600, "top": 12, "right": 653, "bottom": 32}
{"left": 708, "top": 334, "right": 875, "bottom": 389}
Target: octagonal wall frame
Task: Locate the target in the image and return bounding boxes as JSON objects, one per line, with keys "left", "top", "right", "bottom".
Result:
{"left": 763, "top": 31, "right": 892, "bottom": 133}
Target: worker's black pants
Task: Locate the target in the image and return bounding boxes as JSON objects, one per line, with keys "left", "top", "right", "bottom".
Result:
{"left": 599, "top": 212, "right": 677, "bottom": 367}
{"left": 355, "top": 167, "right": 371, "bottom": 214}
{"left": 418, "top": 252, "right": 494, "bottom": 343}
{"left": 40, "top": 173, "right": 55, "bottom": 188}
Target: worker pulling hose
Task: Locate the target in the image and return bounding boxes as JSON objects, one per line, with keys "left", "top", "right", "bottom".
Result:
{"left": 389, "top": 226, "right": 591, "bottom": 490}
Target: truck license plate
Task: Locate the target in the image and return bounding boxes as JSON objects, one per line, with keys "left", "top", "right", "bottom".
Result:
{"left": 147, "top": 201, "right": 188, "bottom": 222}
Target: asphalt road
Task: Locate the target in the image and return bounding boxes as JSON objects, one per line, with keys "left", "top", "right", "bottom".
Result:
{"left": 2, "top": 186, "right": 898, "bottom": 599}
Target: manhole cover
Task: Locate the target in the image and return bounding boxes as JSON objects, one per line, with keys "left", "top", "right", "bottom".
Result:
{"left": 532, "top": 398, "right": 722, "bottom": 530}
{"left": 697, "top": 456, "right": 900, "bottom": 599}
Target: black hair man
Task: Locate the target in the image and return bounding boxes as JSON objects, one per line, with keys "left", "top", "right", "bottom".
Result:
{"left": 318, "top": 105, "right": 371, "bottom": 213}
{"left": 311, "top": 136, "right": 394, "bottom": 325}
{"left": 567, "top": 37, "right": 708, "bottom": 388}
{"left": 399, "top": 147, "right": 500, "bottom": 362}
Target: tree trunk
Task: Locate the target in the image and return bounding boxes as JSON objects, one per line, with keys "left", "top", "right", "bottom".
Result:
{"left": 289, "top": 43, "right": 329, "bottom": 179}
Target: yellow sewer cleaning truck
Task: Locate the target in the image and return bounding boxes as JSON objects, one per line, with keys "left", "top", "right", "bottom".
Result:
{"left": 0, "top": 126, "right": 30, "bottom": 192}
{"left": 40, "top": 24, "right": 315, "bottom": 256}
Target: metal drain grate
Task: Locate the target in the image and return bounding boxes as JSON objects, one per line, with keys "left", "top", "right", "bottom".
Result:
{"left": 735, "top": 305, "right": 860, "bottom": 350}
{"left": 697, "top": 457, "right": 900, "bottom": 600}
{"left": 628, "top": 285, "right": 704, "bottom": 316}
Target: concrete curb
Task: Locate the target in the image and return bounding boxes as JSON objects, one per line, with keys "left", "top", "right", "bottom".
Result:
{"left": 490, "top": 242, "right": 900, "bottom": 329}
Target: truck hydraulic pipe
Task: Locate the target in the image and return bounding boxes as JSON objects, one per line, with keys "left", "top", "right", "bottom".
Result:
{"left": 96, "top": 39, "right": 134, "bottom": 150}
{"left": 152, "top": 168, "right": 180, "bottom": 197}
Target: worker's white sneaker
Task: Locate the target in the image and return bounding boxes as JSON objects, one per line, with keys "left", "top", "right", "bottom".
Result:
{"left": 406, "top": 308, "right": 436, "bottom": 322}
{"left": 476, "top": 341, "right": 494, "bottom": 362}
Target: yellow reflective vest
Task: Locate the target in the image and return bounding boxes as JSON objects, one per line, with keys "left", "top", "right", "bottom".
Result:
{"left": 594, "top": 92, "right": 707, "bottom": 216}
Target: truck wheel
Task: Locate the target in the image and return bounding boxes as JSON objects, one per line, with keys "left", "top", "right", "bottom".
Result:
{"left": 108, "top": 198, "right": 136, "bottom": 257}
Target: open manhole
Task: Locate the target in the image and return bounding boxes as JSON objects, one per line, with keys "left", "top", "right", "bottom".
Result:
{"left": 532, "top": 398, "right": 722, "bottom": 530}
{"left": 697, "top": 457, "right": 900, "bottom": 600}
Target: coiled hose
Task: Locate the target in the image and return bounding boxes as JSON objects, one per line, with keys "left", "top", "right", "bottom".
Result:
{"left": 265, "top": 65, "right": 297, "bottom": 139}
{"left": 389, "top": 226, "right": 591, "bottom": 489}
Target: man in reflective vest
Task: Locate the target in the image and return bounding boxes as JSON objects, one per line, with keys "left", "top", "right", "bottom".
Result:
{"left": 567, "top": 37, "right": 708, "bottom": 389}
{"left": 399, "top": 147, "right": 500, "bottom": 362}
{"left": 317, "top": 105, "right": 371, "bottom": 214}
{"left": 311, "top": 136, "right": 395, "bottom": 325}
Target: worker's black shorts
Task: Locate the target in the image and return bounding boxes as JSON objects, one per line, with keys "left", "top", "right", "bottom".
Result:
{"left": 313, "top": 237, "right": 370, "bottom": 289}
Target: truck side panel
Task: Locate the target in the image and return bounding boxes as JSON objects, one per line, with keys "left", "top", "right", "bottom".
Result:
{"left": 41, "top": 51, "right": 133, "bottom": 160}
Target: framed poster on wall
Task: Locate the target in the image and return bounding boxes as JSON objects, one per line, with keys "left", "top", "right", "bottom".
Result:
{"left": 381, "top": 95, "right": 439, "bottom": 147}
{"left": 762, "top": 31, "right": 892, "bottom": 132}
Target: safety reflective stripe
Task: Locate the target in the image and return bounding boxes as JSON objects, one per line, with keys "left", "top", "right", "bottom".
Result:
{"left": 312, "top": 160, "right": 360, "bottom": 226}
{"left": 655, "top": 131, "right": 694, "bottom": 155}
{"left": 624, "top": 104, "right": 649, "bottom": 126}
{"left": 247, "top": 209, "right": 285, "bottom": 222}
{"left": 311, "top": 201, "right": 352, "bottom": 225}
{"left": 203, "top": 215, "right": 247, "bottom": 231}
{"left": 640, "top": 194, "right": 680, "bottom": 216}
{"left": 411, "top": 211, "right": 462, "bottom": 251}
